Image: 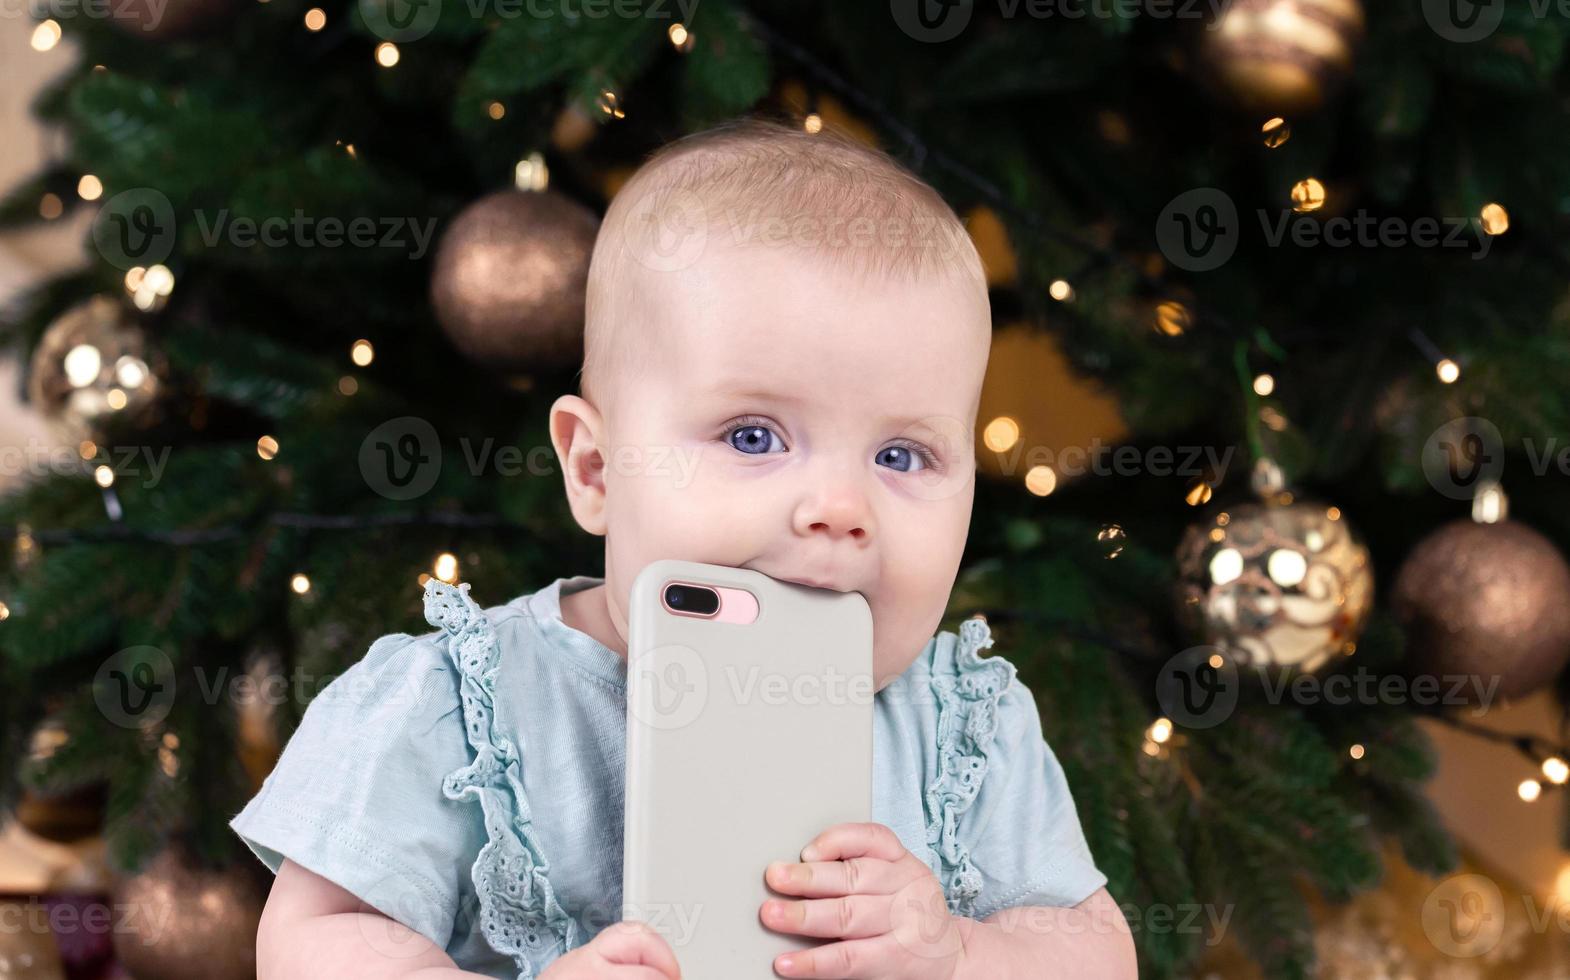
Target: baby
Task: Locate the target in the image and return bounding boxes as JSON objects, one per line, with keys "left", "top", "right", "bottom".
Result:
{"left": 233, "top": 118, "right": 1135, "bottom": 979}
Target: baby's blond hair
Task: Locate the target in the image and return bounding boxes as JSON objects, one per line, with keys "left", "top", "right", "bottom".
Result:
{"left": 579, "top": 117, "right": 987, "bottom": 416}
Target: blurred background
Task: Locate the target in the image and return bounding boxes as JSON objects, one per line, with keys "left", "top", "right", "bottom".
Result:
{"left": 2, "top": 2, "right": 1570, "bottom": 977}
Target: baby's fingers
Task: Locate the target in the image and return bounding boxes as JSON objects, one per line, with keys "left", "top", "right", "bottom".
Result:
{"left": 594, "top": 920, "right": 682, "bottom": 978}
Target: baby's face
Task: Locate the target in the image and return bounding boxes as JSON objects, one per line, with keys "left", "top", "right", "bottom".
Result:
{"left": 588, "top": 240, "right": 991, "bottom": 689}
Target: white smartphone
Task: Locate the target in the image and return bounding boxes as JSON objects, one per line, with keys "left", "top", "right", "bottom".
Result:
{"left": 622, "top": 558, "right": 875, "bottom": 979}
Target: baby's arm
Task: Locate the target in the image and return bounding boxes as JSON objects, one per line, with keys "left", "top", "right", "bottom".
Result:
{"left": 256, "top": 859, "right": 483, "bottom": 980}
{"left": 955, "top": 886, "right": 1136, "bottom": 979}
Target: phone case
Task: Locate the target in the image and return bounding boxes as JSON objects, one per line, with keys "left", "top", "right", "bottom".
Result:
{"left": 623, "top": 558, "right": 874, "bottom": 979}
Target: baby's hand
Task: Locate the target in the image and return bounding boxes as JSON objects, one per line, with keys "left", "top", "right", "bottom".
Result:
{"left": 539, "top": 920, "right": 682, "bottom": 980}
{"left": 760, "top": 822, "right": 967, "bottom": 980}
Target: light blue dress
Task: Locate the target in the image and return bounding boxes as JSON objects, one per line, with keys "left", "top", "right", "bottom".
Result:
{"left": 230, "top": 575, "right": 1106, "bottom": 979}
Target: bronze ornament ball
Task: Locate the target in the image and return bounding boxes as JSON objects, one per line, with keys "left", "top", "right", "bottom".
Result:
{"left": 1175, "top": 498, "right": 1374, "bottom": 675}
{"left": 429, "top": 188, "right": 600, "bottom": 374}
{"left": 1392, "top": 519, "right": 1570, "bottom": 702}
{"left": 110, "top": 843, "right": 268, "bottom": 980}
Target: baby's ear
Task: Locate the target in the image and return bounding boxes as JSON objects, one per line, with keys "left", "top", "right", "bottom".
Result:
{"left": 548, "top": 394, "right": 608, "bottom": 536}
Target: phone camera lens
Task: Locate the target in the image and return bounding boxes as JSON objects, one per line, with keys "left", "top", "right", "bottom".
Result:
{"left": 663, "top": 583, "right": 720, "bottom": 615}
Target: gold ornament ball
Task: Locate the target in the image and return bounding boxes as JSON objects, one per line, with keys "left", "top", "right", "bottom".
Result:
{"left": 111, "top": 843, "right": 268, "bottom": 980}
{"left": 28, "top": 295, "right": 165, "bottom": 441}
{"left": 1199, "top": 0, "right": 1365, "bottom": 114}
{"left": 1176, "top": 498, "right": 1374, "bottom": 674}
{"left": 1393, "top": 519, "right": 1570, "bottom": 701}
{"left": 429, "top": 188, "right": 600, "bottom": 373}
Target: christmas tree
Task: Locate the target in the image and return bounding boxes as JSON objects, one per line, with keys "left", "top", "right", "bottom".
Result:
{"left": 5, "top": 0, "right": 1570, "bottom": 976}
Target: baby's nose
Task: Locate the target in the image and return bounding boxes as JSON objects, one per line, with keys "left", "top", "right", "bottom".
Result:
{"left": 793, "top": 486, "right": 872, "bottom": 542}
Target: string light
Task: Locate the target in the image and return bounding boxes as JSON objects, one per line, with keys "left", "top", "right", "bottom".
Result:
{"left": 1520, "top": 778, "right": 1543, "bottom": 802}
{"left": 39, "top": 193, "right": 63, "bottom": 220}
{"left": 303, "top": 7, "right": 325, "bottom": 30}
{"left": 434, "top": 552, "right": 459, "bottom": 583}
{"left": 31, "top": 19, "right": 62, "bottom": 52}
{"left": 0, "top": 601, "right": 9, "bottom": 621}
{"left": 1290, "top": 178, "right": 1326, "bottom": 213}
{"left": 1261, "top": 117, "right": 1290, "bottom": 148}
{"left": 257, "top": 435, "right": 279, "bottom": 460}
{"left": 487, "top": 101, "right": 506, "bottom": 121}
{"left": 1048, "top": 279, "right": 1074, "bottom": 302}
{"left": 1479, "top": 203, "right": 1509, "bottom": 236}
{"left": 1185, "top": 480, "right": 1213, "bottom": 506}
{"left": 515, "top": 151, "right": 549, "bottom": 192}
{"left": 1024, "top": 465, "right": 1057, "bottom": 497}
{"left": 1153, "top": 300, "right": 1190, "bottom": 337}
{"left": 93, "top": 465, "right": 114, "bottom": 488}
{"left": 1348, "top": 743, "right": 1365, "bottom": 760}
{"left": 351, "top": 339, "right": 375, "bottom": 366}
{"left": 1147, "top": 718, "right": 1173, "bottom": 744}
{"left": 668, "top": 22, "right": 694, "bottom": 52}
{"left": 375, "top": 42, "right": 400, "bottom": 68}
{"left": 597, "top": 89, "right": 625, "bottom": 119}
{"left": 803, "top": 113, "right": 823, "bottom": 134}
{"left": 1436, "top": 358, "right": 1460, "bottom": 384}
{"left": 1473, "top": 482, "right": 1508, "bottom": 524}
{"left": 126, "top": 263, "right": 175, "bottom": 311}
{"left": 982, "top": 416, "right": 1020, "bottom": 453}
{"left": 77, "top": 175, "right": 103, "bottom": 201}
{"left": 338, "top": 376, "right": 359, "bottom": 396}
{"left": 290, "top": 573, "right": 311, "bottom": 594}
{"left": 1252, "top": 373, "right": 1275, "bottom": 397}
{"left": 1543, "top": 757, "right": 1569, "bottom": 785}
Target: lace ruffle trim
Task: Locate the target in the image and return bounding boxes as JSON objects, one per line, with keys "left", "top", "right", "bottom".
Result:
{"left": 924, "top": 615, "right": 1016, "bottom": 919}
{"left": 423, "top": 579, "right": 579, "bottom": 980}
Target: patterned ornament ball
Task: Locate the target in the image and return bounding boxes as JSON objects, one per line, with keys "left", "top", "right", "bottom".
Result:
{"left": 111, "top": 843, "right": 268, "bottom": 980}
{"left": 1393, "top": 519, "right": 1570, "bottom": 701}
{"left": 1176, "top": 498, "right": 1374, "bottom": 675}
{"left": 430, "top": 189, "right": 600, "bottom": 374}
{"left": 1198, "top": 0, "right": 1365, "bottom": 114}
{"left": 28, "top": 295, "right": 165, "bottom": 441}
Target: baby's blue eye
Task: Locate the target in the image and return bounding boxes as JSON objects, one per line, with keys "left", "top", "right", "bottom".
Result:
{"left": 877, "top": 446, "right": 929, "bottom": 473}
{"left": 728, "top": 424, "right": 785, "bottom": 455}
